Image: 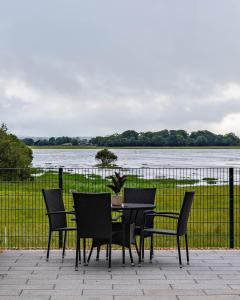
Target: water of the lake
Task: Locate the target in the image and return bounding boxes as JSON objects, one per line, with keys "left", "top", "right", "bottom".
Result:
{"left": 32, "top": 148, "right": 240, "bottom": 182}
{"left": 32, "top": 148, "right": 240, "bottom": 168}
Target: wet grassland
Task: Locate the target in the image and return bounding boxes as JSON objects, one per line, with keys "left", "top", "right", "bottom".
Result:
{"left": 0, "top": 170, "right": 239, "bottom": 249}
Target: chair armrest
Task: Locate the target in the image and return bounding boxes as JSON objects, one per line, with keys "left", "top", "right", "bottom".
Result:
{"left": 156, "top": 212, "right": 180, "bottom": 216}
{"left": 153, "top": 211, "right": 179, "bottom": 219}
{"left": 142, "top": 211, "right": 179, "bottom": 227}
{"left": 153, "top": 213, "right": 179, "bottom": 220}
{"left": 66, "top": 210, "right": 75, "bottom": 215}
{"left": 46, "top": 210, "right": 75, "bottom": 216}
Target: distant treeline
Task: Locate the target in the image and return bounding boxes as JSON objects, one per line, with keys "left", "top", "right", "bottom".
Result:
{"left": 21, "top": 130, "right": 240, "bottom": 147}
{"left": 89, "top": 130, "right": 240, "bottom": 147}
{"left": 22, "top": 136, "right": 89, "bottom": 146}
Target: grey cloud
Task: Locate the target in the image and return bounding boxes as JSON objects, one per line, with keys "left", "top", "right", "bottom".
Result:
{"left": 1, "top": 0, "right": 240, "bottom": 136}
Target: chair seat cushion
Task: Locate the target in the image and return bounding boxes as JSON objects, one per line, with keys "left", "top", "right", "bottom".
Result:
{"left": 143, "top": 228, "right": 177, "bottom": 236}
{"left": 134, "top": 226, "right": 152, "bottom": 237}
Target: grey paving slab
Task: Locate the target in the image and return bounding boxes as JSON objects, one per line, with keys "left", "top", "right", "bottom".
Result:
{"left": 142, "top": 279, "right": 196, "bottom": 285}
{"left": 25, "top": 274, "right": 58, "bottom": 280}
{"left": 229, "top": 285, "right": 240, "bottom": 289}
{"left": 82, "top": 289, "right": 144, "bottom": 296}
{"left": 204, "top": 290, "right": 240, "bottom": 295}
{"left": 165, "top": 274, "right": 219, "bottom": 279}
{"left": 220, "top": 275, "right": 240, "bottom": 279}
{"left": 0, "top": 261, "right": 17, "bottom": 265}
{"left": 0, "top": 284, "right": 54, "bottom": 290}
{"left": 197, "top": 279, "right": 240, "bottom": 284}
{"left": 21, "top": 290, "right": 83, "bottom": 296}
{"left": 114, "top": 284, "right": 171, "bottom": 290}
{"left": 112, "top": 274, "right": 166, "bottom": 279}
{"left": 51, "top": 296, "right": 113, "bottom": 300}
{"left": 178, "top": 296, "right": 240, "bottom": 300}
{"left": 115, "top": 297, "right": 177, "bottom": 300}
{"left": 0, "top": 267, "right": 10, "bottom": 271}
{"left": 58, "top": 274, "right": 111, "bottom": 279}
{"left": 0, "top": 278, "right": 28, "bottom": 284}
{"left": 0, "top": 297, "right": 49, "bottom": 300}
{"left": 172, "top": 283, "right": 232, "bottom": 290}
{"left": 28, "top": 279, "right": 84, "bottom": 285}
{"left": 144, "top": 289, "right": 205, "bottom": 296}
{"left": 55, "top": 283, "right": 113, "bottom": 290}
{"left": 0, "top": 291, "right": 21, "bottom": 296}
{"left": 189, "top": 270, "right": 240, "bottom": 275}
{"left": 83, "top": 279, "right": 139, "bottom": 284}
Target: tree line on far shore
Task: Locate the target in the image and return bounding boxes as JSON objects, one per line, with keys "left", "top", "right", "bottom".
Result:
{"left": 22, "top": 136, "right": 89, "bottom": 146}
{"left": 89, "top": 130, "right": 240, "bottom": 147}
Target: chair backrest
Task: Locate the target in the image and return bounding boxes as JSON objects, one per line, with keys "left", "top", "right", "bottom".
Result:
{"left": 177, "top": 191, "right": 195, "bottom": 236}
{"left": 123, "top": 188, "right": 156, "bottom": 226}
{"left": 72, "top": 192, "right": 112, "bottom": 239}
{"left": 42, "top": 188, "right": 67, "bottom": 230}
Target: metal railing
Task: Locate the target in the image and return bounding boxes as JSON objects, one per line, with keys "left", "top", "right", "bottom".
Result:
{"left": 0, "top": 167, "right": 239, "bottom": 249}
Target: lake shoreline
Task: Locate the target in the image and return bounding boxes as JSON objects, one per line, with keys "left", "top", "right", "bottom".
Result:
{"left": 30, "top": 145, "right": 240, "bottom": 150}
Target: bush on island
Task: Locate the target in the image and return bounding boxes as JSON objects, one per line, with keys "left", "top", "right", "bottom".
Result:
{"left": 95, "top": 148, "right": 118, "bottom": 167}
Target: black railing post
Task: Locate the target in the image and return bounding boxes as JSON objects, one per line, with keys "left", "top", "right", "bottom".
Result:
{"left": 58, "top": 167, "right": 63, "bottom": 249}
{"left": 229, "top": 167, "right": 234, "bottom": 249}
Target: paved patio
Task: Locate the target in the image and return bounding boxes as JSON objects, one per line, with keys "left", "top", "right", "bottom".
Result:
{"left": 0, "top": 250, "right": 240, "bottom": 300}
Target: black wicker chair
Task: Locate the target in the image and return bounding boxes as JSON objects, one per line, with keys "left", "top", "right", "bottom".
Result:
{"left": 72, "top": 192, "right": 116, "bottom": 271}
{"left": 42, "top": 188, "right": 76, "bottom": 261}
{"left": 140, "top": 191, "right": 195, "bottom": 267}
{"left": 123, "top": 187, "right": 156, "bottom": 260}
{"left": 94, "top": 187, "right": 156, "bottom": 264}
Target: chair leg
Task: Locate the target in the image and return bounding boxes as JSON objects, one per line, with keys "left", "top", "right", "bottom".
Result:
{"left": 83, "top": 238, "right": 87, "bottom": 266}
{"left": 122, "top": 245, "right": 125, "bottom": 265}
{"left": 108, "top": 241, "right": 112, "bottom": 271}
{"left": 151, "top": 235, "right": 154, "bottom": 258}
{"left": 185, "top": 233, "right": 189, "bottom": 265}
{"left": 122, "top": 223, "right": 126, "bottom": 266}
{"left": 96, "top": 245, "right": 100, "bottom": 261}
{"left": 139, "top": 232, "right": 144, "bottom": 265}
{"left": 106, "top": 244, "right": 109, "bottom": 260}
{"left": 46, "top": 230, "right": 52, "bottom": 261}
{"left": 134, "top": 238, "right": 140, "bottom": 258}
{"left": 141, "top": 237, "right": 145, "bottom": 261}
{"left": 87, "top": 243, "right": 94, "bottom": 264}
{"left": 150, "top": 234, "right": 153, "bottom": 263}
{"left": 75, "top": 234, "right": 80, "bottom": 271}
{"left": 128, "top": 246, "right": 134, "bottom": 266}
{"left": 177, "top": 235, "right": 182, "bottom": 267}
{"left": 78, "top": 240, "right": 81, "bottom": 263}
{"left": 62, "top": 231, "right": 67, "bottom": 259}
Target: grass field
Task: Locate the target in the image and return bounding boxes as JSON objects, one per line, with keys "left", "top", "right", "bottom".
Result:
{"left": 0, "top": 170, "right": 239, "bottom": 249}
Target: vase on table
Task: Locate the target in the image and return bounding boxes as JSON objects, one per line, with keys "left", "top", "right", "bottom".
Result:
{"left": 111, "top": 195, "right": 123, "bottom": 206}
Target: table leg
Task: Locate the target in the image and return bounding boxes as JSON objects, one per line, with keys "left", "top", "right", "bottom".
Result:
{"left": 122, "top": 222, "right": 125, "bottom": 266}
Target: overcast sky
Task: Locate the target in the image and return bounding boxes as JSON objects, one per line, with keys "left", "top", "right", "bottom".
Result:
{"left": 1, "top": 0, "right": 240, "bottom": 137}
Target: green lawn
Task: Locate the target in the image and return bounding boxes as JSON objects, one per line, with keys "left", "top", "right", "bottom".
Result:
{"left": 0, "top": 171, "right": 239, "bottom": 249}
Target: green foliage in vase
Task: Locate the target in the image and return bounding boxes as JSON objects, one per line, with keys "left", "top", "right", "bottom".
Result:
{"left": 106, "top": 172, "right": 127, "bottom": 195}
